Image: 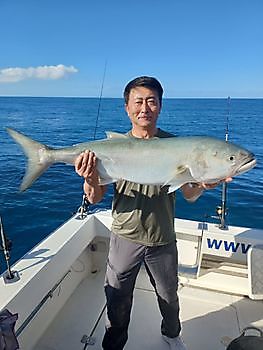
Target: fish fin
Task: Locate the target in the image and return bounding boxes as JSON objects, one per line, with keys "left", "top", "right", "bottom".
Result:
{"left": 167, "top": 184, "right": 182, "bottom": 193}
{"left": 106, "top": 131, "right": 128, "bottom": 139}
{"left": 99, "top": 178, "right": 117, "bottom": 185}
{"left": 6, "top": 128, "right": 54, "bottom": 191}
{"left": 164, "top": 166, "right": 196, "bottom": 193}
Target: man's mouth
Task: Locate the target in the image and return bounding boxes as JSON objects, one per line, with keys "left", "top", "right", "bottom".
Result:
{"left": 139, "top": 115, "right": 151, "bottom": 120}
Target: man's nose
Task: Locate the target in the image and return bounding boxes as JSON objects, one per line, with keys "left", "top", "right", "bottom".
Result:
{"left": 141, "top": 100, "right": 149, "bottom": 112}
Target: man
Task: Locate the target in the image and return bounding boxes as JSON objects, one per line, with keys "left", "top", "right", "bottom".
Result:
{"left": 75, "top": 76, "right": 231, "bottom": 350}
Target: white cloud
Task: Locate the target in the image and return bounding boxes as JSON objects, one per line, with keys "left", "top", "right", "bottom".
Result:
{"left": 0, "top": 64, "right": 78, "bottom": 83}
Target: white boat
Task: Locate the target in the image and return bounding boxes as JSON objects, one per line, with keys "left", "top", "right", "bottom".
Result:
{"left": 1, "top": 207, "right": 263, "bottom": 350}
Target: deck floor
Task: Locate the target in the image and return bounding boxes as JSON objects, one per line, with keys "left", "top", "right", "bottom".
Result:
{"left": 35, "top": 266, "right": 263, "bottom": 350}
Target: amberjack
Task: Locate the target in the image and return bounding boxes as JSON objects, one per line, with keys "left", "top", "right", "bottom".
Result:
{"left": 6, "top": 128, "right": 256, "bottom": 192}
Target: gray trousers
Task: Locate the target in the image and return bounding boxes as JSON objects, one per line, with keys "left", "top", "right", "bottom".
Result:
{"left": 102, "top": 233, "right": 181, "bottom": 350}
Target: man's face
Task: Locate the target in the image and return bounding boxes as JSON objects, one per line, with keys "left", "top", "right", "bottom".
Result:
{"left": 125, "top": 86, "right": 161, "bottom": 129}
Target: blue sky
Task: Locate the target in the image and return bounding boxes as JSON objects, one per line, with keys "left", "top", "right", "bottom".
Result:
{"left": 0, "top": 0, "right": 262, "bottom": 98}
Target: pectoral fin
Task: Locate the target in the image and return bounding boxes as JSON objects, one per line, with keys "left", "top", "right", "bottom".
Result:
{"left": 99, "top": 177, "right": 118, "bottom": 185}
{"left": 164, "top": 165, "right": 196, "bottom": 193}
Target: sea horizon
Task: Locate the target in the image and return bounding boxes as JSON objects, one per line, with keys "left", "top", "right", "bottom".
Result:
{"left": 0, "top": 95, "right": 262, "bottom": 100}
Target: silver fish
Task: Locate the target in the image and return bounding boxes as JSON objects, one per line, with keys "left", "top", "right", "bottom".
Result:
{"left": 7, "top": 128, "right": 256, "bottom": 192}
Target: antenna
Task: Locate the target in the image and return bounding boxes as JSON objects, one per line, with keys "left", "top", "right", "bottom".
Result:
{"left": 218, "top": 96, "right": 231, "bottom": 230}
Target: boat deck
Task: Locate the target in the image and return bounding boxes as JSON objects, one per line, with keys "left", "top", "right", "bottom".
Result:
{"left": 2, "top": 212, "right": 262, "bottom": 350}
{"left": 34, "top": 264, "right": 263, "bottom": 350}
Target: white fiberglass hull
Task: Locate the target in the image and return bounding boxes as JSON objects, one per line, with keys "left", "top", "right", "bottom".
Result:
{"left": 1, "top": 210, "right": 263, "bottom": 350}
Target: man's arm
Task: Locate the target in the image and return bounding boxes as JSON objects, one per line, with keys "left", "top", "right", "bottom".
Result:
{"left": 181, "top": 183, "right": 204, "bottom": 202}
{"left": 181, "top": 178, "right": 232, "bottom": 202}
{"left": 75, "top": 150, "right": 107, "bottom": 204}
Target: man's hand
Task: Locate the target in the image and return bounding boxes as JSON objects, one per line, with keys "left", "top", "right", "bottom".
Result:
{"left": 182, "top": 177, "right": 233, "bottom": 202}
{"left": 201, "top": 177, "right": 233, "bottom": 190}
{"left": 75, "top": 150, "right": 98, "bottom": 183}
{"left": 74, "top": 150, "right": 106, "bottom": 204}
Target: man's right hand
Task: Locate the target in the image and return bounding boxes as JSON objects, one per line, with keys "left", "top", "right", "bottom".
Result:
{"left": 75, "top": 150, "right": 106, "bottom": 204}
{"left": 75, "top": 150, "right": 98, "bottom": 183}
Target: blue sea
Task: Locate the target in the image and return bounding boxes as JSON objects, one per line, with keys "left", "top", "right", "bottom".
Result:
{"left": 0, "top": 97, "right": 262, "bottom": 273}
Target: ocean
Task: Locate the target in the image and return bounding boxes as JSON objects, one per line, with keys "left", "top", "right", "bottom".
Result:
{"left": 0, "top": 97, "right": 262, "bottom": 273}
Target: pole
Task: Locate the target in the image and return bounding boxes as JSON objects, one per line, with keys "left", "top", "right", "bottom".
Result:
{"left": 219, "top": 96, "right": 230, "bottom": 229}
{"left": 0, "top": 215, "right": 14, "bottom": 279}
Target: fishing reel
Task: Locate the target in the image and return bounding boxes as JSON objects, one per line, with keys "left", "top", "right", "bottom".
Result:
{"left": 205, "top": 205, "right": 228, "bottom": 230}
{"left": 215, "top": 205, "right": 228, "bottom": 230}
{"left": 216, "top": 205, "right": 228, "bottom": 218}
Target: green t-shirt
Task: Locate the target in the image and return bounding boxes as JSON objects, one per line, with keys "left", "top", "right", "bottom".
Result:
{"left": 111, "top": 129, "right": 176, "bottom": 246}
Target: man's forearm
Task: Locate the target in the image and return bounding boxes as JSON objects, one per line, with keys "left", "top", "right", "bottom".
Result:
{"left": 83, "top": 179, "right": 106, "bottom": 204}
{"left": 181, "top": 183, "right": 204, "bottom": 202}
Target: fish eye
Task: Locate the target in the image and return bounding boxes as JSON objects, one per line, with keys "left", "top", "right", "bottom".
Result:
{"left": 229, "top": 155, "right": 235, "bottom": 161}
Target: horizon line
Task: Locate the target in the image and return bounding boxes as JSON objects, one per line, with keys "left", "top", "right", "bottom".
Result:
{"left": 0, "top": 95, "right": 262, "bottom": 99}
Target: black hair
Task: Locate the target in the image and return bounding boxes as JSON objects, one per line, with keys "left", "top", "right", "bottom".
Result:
{"left": 123, "top": 76, "right": 163, "bottom": 105}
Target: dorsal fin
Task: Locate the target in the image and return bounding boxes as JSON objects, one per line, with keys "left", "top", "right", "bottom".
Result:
{"left": 106, "top": 131, "right": 128, "bottom": 139}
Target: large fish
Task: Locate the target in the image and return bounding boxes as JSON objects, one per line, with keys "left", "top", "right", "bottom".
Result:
{"left": 7, "top": 128, "right": 256, "bottom": 192}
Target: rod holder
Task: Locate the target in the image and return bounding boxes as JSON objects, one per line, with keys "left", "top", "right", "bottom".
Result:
{"left": 3, "top": 270, "right": 20, "bottom": 284}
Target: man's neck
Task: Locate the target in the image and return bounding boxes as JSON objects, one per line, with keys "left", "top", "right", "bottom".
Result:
{"left": 131, "top": 127, "right": 158, "bottom": 139}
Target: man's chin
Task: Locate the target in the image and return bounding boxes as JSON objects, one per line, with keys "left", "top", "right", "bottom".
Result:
{"left": 138, "top": 119, "right": 152, "bottom": 126}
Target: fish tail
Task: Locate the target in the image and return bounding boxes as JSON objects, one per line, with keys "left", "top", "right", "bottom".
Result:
{"left": 6, "top": 128, "right": 54, "bottom": 191}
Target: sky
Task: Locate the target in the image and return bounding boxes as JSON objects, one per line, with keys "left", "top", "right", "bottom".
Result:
{"left": 0, "top": 0, "right": 262, "bottom": 98}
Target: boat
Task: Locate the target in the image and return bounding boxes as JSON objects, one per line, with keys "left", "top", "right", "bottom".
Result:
{"left": 1, "top": 199, "right": 263, "bottom": 349}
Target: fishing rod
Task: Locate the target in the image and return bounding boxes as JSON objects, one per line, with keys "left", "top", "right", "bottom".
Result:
{"left": 217, "top": 96, "right": 231, "bottom": 230}
{"left": 77, "top": 61, "right": 107, "bottom": 219}
{"left": 0, "top": 215, "right": 20, "bottom": 283}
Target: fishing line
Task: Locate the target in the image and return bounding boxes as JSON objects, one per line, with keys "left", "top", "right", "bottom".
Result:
{"left": 92, "top": 60, "right": 107, "bottom": 140}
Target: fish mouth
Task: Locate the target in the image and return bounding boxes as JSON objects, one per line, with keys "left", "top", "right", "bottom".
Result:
{"left": 235, "top": 156, "right": 257, "bottom": 176}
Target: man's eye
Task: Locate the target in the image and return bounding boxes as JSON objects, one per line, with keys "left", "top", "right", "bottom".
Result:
{"left": 148, "top": 99, "right": 156, "bottom": 105}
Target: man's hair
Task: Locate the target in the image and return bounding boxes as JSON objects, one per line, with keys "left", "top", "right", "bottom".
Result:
{"left": 123, "top": 76, "right": 163, "bottom": 105}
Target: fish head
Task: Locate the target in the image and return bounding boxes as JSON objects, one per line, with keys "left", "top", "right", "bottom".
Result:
{"left": 189, "top": 138, "right": 256, "bottom": 183}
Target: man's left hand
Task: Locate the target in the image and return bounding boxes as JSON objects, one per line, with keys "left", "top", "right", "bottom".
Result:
{"left": 201, "top": 177, "right": 232, "bottom": 190}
